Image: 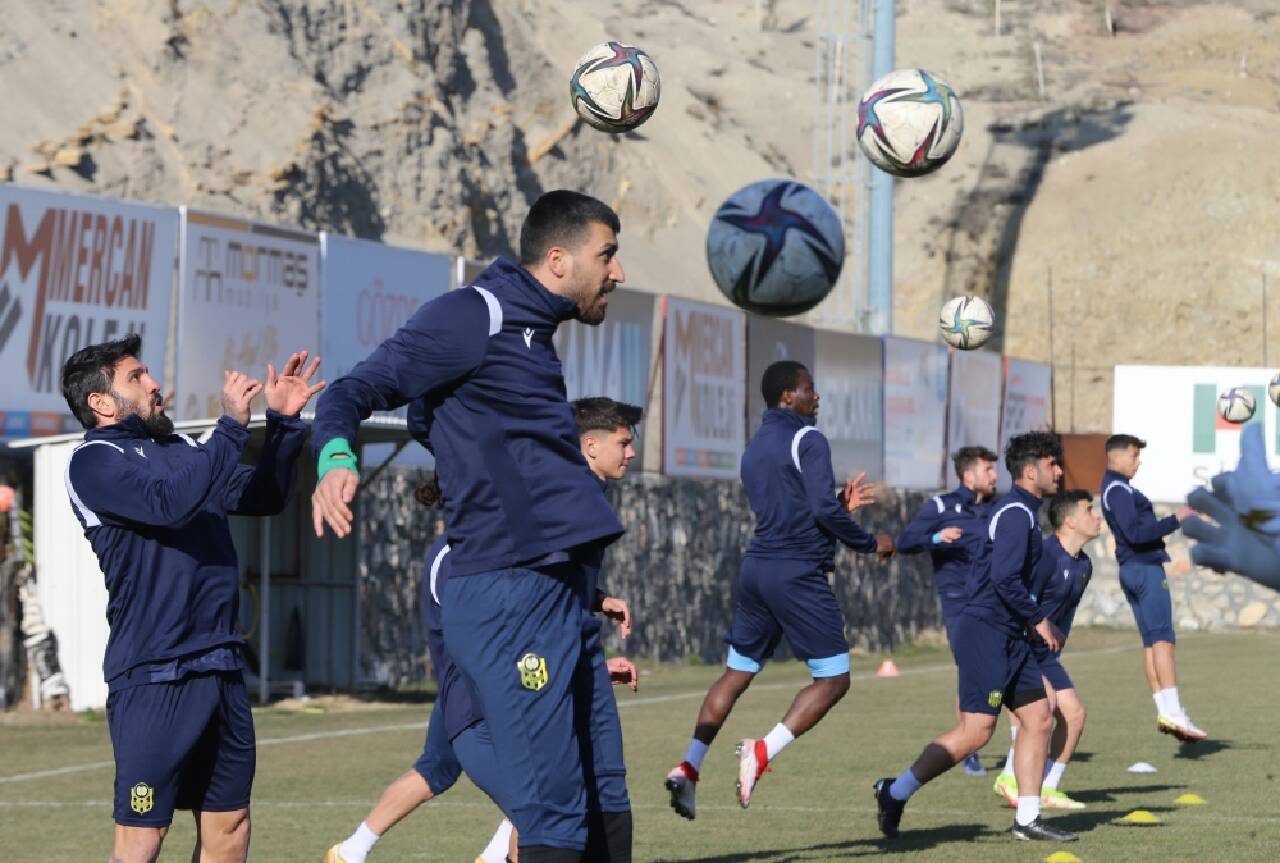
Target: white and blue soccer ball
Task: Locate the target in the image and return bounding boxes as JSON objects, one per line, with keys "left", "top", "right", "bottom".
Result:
{"left": 857, "top": 68, "right": 964, "bottom": 178}
{"left": 939, "top": 295, "right": 994, "bottom": 350}
{"left": 1218, "top": 387, "right": 1256, "bottom": 424}
{"left": 570, "top": 41, "right": 661, "bottom": 133}
{"left": 705, "top": 179, "right": 845, "bottom": 317}
{"left": 1268, "top": 372, "right": 1280, "bottom": 407}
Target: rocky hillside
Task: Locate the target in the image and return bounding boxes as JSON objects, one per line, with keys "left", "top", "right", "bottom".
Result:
{"left": 3, "top": 0, "right": 1277, "bottom": 433}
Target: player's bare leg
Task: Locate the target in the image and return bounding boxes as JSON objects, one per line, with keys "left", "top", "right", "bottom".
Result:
{"left": 192, "top": 808, "right": 250, "bottom": 863}
{"left": 1041, "top": 685, "right": 1087, "bottom": 809}
{"left": 1149, "top": 641, "right": 1206, "bottom": 740}
{"left": 365, "top": 771, "right": 433, "bottom": 835}
{"left": 110, "top": 825, "right": 166, "bottom": 863}
{"left": 667, "top": 669, "right": 756, "bottom": 818}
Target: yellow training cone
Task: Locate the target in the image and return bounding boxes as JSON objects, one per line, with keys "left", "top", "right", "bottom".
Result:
{"left": 1044, "top": 852, "right": 1083, "bottom": 863}
{"left": 1175, "top": 793, "right": 1206, "bottom": 805}
{"left": 1121, "top": 810, "right": 1161, "bottom": 824}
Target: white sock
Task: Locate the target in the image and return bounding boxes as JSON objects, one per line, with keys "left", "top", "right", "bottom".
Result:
{"left": 338, "top": 822, "right": 379, "bottom": 863}
{"left": 1153, "top": 691, "right": 1167, "bottom": 717}
{"left": 1002, "top": 725, "right": 1018, "bottom": 774}
{"left": 1160, "top": 687, "right": 1185, "bottom": 718}
{"left": 1044, "top": 761, "right": 1067, "bottom": 789}
{"left": 480, "top": 820, "right": 513, "bottom": 863}
{"left": 1015, "top": 795, "right": 1041, "bottom": 826}
{"left": 684, "top": 739, "right": 709, "bottom": 772}
{"left": 763, "top": 722, "right": 795, "bottom": 761}
{"left": 888, "top": 768, "right": 922, "bottom": 801}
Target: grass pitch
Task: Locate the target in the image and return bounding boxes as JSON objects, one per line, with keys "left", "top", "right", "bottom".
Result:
{"left": 2, "top": 628, "right": 1277, "bottom": 861}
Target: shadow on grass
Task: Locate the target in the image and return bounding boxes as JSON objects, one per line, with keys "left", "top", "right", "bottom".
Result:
{"left": 1071, "top": 783, "right": 1186, "bottom": 803}
{"left": 650, "top": 823, "right": 992, "bottom": 862}
{"left": 1174, "top": 738, "right": 1235, "bottom": 760}
{"left": 1057, "top": 804, "right": 1178, "bottom": 834}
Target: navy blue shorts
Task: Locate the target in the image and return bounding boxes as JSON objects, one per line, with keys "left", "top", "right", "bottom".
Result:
{"left": 575, "top": 627, "right": 629, "bottom": 813}
{"left": 1032, "top": 645, "right": 1074, "bottom": 692}
{"left": 725, "top": 557, "right": 850, "bottom": 676}
{"left": 452, "top": 720, "right": 512, "bottom": 814}
{"left": 940, "top": 596, "right": 967, "bottom": 664}
{"left": 412, "top": 701, "right": 463, "bottom": 795}
{"left": 107, "top": 671, "right": 254, "bottom": 827}
{"left": 1119, "top": 563, "right": 1176, "bottom": 646}
{"left": 442, "top": 563, "right": 590, "bottom": 851}
{"left": 953, "top": 615, "right": 1044, "bottom": 715}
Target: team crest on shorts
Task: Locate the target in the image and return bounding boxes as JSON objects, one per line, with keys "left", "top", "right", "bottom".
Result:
{"left": 130, "top": 782, "right": 154, "bottom": 814}
{"left": 987, "top": 690, "right": 1003, "bottom": 709}
{"left": 518, "top": 652, "right": 548, "bottom": 691}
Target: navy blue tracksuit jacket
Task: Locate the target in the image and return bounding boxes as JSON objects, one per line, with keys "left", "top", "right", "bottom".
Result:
{"left": 1100, "top": 468, "right": 1177, "bottom": 565}
{"left": 742, "top": 408, "right": 877, "bottom": 569}
{"left": 1030, "top": 535, "right": 1093, "bottom": 638}
{"left": 896, "top": 486, "right": 990, "bottom": 616}
{"left": 963, "top": 484, "right": 1048, "bottom": 636}
{"left": 65, "top": 411, "right": 306, "bottom": 685}
{"left": 312, "top": 257, "right": 623, "bottom": 575}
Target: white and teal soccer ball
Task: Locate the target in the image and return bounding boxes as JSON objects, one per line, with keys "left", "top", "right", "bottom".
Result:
{"left": 939, "top": 295, "right": 994, "bottom": 350}
{"left": 857, "top": 68, "right": 964, "bottom": 177}
{"left": 1268, "top": 372, "right": 1280, "bottom": 406}
{"left": 570, "top": 41, "right": 660, "bottom": 133}
{"left": 1218, "top": 387, "right": 1256, "bottom": 424}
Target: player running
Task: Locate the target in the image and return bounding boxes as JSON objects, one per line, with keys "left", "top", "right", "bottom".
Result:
{"left": 896, "top": 445, "right": 999, "bottom": 776}
{"left": 326, "top": 397, "right": 644, "bottom": 863}
{"left": 874, "top": 431, "right": 1077, "bottom": 843}
{"left": 991, "top": 489, "right": 1101, "bottom": 811}
{"left": 1100, "top": 434, "right": 1204, "bottom": 741}
{"left": 61, "top": 338, "right": 322, "bottom": 863}
{"left": 665, "top": 360, "right": 891, "bottom": 819}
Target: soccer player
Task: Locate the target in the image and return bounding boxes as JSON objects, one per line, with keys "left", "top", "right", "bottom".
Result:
{"left": 311, "top": 190, "right": 629, "bottom": 863}
{"left": 874, "top": 431, "right": 1078, "bottom": 843}
{"left": 896, "top": 445, "right": 999, "bottom": 776}
{"left": 665, "top": 360, "right": 891, "bottom": 819}
{"left": 326, "top": 397, "right": 642, "bottom": 863}
{"left": 60, "top": 337, "right": 323, "bottom": 863}
{"left": 991, "top": 489, "right": 1101, "bottom": 811}
{"left": 1100, "top": 434, "right": 1203, "bottom": 741}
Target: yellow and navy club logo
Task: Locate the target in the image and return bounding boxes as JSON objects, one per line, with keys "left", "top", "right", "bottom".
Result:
{"left": 987, "top": 690, "right": 1003, "bottom": 709}
{"left": 518, "top": 652, "right": 549, "bottom": 691}
{"left": 130, "top": 781, "right": 154, "bottom": 814}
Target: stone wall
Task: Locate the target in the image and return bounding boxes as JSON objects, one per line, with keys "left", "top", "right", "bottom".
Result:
{"left": 357, "top": 471, "right": 1280, "bottom": 686}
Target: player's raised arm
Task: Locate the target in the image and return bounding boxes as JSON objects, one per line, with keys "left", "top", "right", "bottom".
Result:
{"left": 310, "top": 289, "right": 493, "bottom": 538}
{"left": 896, "top": 497, "right": 946, "bottom": 553}
{"left": 796, "top": 430, "right": 879, "bottom": 554}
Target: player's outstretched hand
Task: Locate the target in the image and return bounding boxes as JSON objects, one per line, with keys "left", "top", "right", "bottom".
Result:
{"left": 874, "top": 531, "right": 895, "bottom": 561}
{"left": 601, "top": 596, "right": 632, "bottom": 638}
{"left": 842, "top": 472, "right": 878, "bottom": 513}
{"left": 265, "top": 351, "right": 326, "bottom": 416}
{"left": 937, "top": 526, "right": 963, "bottom": 544}
{"left": 606, "top": 656, "right": 639, "bottom": 691}
{"left": 1033, "top": 617, "right": 1064, "bottom": 652}
{"left": 312, "top": 469, "right": 360, "bottom": 538}
{"left": 222, "top": 370, "right": 263, "bottom": 426}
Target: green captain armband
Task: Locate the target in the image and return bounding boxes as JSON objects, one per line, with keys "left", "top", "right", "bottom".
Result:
{"left": 317, "top": 438, "right": 359, "bottom": 480}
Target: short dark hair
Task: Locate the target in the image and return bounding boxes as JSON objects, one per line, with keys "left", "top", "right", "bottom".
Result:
{"left": 1005, "top": 430, "right": 1062, "bottom": 480}
{"left": 1048, "top": 489, "right": 1093, "bottom": 531}
{"left": 761, "top": 361, "right": 809, "bottom": 408}
{"left": 953, "top": 445, "right": 999, "bottom": 481}
{"left": 1105, "top": 433, "right": 1147, "bottom": 453}
{"left": 573, "top": 397, "right": 643, "bottom": 436}
{"left": 519, "top": 190, "right": 621, "bottom": 266}
{"left": 61, "top": 334, "right": 143, "bottom": 429}
{"left": 415, "top": 472, "right": 443, "bottom": 508}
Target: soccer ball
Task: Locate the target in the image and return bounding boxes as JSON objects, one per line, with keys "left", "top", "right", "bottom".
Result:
{"left": 1268, "top": 372, "right": 1280, "bottom": 406}
{"left": 939, "top": 295, "right": 994, "bottom": 350}
{"left": 705, "top": 179, "right": 845, "bottom": 317}
{"left": 1218, "top": 387, "right": 1256, "bottom": 424}
{"left": 570, "top": 41, "right": 660, "bottom": 133}
{"left": 857, "top": 68, "right": 964, "bottom": 177}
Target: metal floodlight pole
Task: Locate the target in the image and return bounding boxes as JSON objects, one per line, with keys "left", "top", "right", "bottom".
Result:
{"left": 867, "top": 0, "right": 895, "bottom": 335}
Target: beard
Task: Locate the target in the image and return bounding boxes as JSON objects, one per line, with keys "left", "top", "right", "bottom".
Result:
{"left": 112, "top": 392, "right": 174, "bottom": 439}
